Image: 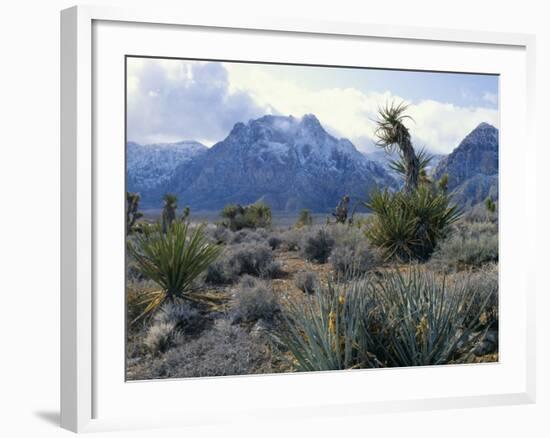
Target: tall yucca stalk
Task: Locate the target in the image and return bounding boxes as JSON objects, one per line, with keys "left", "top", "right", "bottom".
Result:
{"left": 128, "top": 221, "right": 222, "bottom": 320}
{"left": 161, "top": 193, "right": 178, "bottom": 233}
{"left": 374, "top": 102, "right": 419, "bottom": 193}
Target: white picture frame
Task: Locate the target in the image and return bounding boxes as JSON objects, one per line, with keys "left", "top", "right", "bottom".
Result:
{"left": 60, "top": 4, "right": 537, "bottom": 433}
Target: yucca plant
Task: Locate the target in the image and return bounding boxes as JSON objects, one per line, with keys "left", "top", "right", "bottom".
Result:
{"left": 126, "top": 192, "right": 143, "bottom": 235}
{"left": 365, "top": 186, "right": 461, "bottom": 261}
{"left": 276, "top": 279, "right": 381, "bottom": 371}
{"left": 374, "top": 101, "right": 419, "bottom": 193}
{"left": 161, "top": 193, "right": 178, "bottom": 233}
{"left": 127, "top": 221, "right": 223, "bottom": 321}
{"left": 220, "top": 203, "right": 242, "bottom": 231}
{"left": 388, "top": 148, "right": 434, "bottom": 187}
{"left": 295, "top": 208, "right": 313, "bottom": 228}
{"left": 371, "top": 269, "right": 491, "bottom": 366}
{"left": 244, "top": 202, "right": 272, "bottom": 228}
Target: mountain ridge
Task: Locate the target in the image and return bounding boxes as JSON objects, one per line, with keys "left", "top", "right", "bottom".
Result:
{"left": 127, "top": 116, "right": 499, "bottom": 212}
{"left": 433, "top": 122, "right": 498, "bottom": 207}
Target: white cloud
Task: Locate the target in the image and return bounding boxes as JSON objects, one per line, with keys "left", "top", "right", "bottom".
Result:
{"left": 225, "top": 63, "right": 498, "bottom": 155}
{"left": 483, "top": 91, "right": 498, "bottom": 105}
{"left": 127, "top": 59, "right": 499, "bottom": 154}
{"left": 126, "top": 59, "right": 266, "bottom": 145}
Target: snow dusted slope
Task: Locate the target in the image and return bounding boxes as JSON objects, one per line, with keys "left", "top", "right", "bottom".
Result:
{"left": 126, "top": 140, "right": 207, "bottom": 196}
{"left": 164, "top": 114, "right": 397, "bottom": 212}
{"left": 433, "top": 122, "right": 499, "bottom": 207}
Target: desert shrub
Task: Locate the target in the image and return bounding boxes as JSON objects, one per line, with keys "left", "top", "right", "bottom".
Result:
{"left": 153, "top": 301, "right": 201, "bottom": 335}
{"left": 464, "top": 201, "right": 498, "bottom": 223}
{"left": 205, "top": 242, "right": 280, "bottom": 283}
{"left": 301, "top": 228, "right": 335, "bottom": 263}
{"left": 144, "top": 321, "right": 178, "bottom": 355}
{"left": 294, "top": 271, "right": 319, "bottom": 294}
{"left": 227, "top": 242, "right": 277, "bottom": 277}
{"left": 127, "top": 222, "right": 223, "bottom": 318}
{"left": 220, "top": 202, "right": 272, "bottom": 231}
{"left": 231, "top": 276, "right": 280, "bottom": 324}
{"left": 455, "top": 263, "right": 499, "bottom": 330}
{"left": 429, "top": 221, "right": 498, "bottom": 272}
{"left": 131, "top": 319, "right": 273, "bottom": 379}
{"left": 230, "top": 228, "right": 267, "bottom": 245}
{"left": 207, "top": 225, "right": 232, "bottom": 244}
{"left": 267, "top": 233, "right": 284, "bottom": 250}
{"left": 204, "top": 260, "right": 234, "bottom": 285}
{"left": 329, "top": 241, "right": 381, "bottom": 278}
{"left": 364, "top": 186, "right": 461, "bottom": 261}
{"left": 279, "top": 228, "right": 302, "bottom": 251}
{"left": 261, "top": 260, "right": 283, "bottom": 279}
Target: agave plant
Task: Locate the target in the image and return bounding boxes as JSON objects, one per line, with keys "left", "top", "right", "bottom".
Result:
{"left": 277, "top": 268, "right": 493, "bottom": 371}
{"left": 371, "top": 269, "right": 491, "bottom": 366}
{"left": 374, "top": 102, "right": 419, "bottom": 193}
{"left": 127, "top": 221, "right": 223, "bottom": 321}
{"left": 276, "top": 279, "right": 381, "bottom": 371}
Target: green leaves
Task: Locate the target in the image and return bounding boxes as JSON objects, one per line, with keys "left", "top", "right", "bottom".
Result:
{"left": 276, "top": 268, "right": 492, "bottom": 371}
{"left": 372, "top": 269, "right": 490, "bottom": 366}
{"left": 365, "top": 186, "right": 462, "bottom": 261}
{"left": 220, "top": 202, "right": 272, "bottom": 231}
{"left": 276, "top": 279, "right": 379, "bottom": 371}
{"left": 373, "top": 101, "right": 413, "bottom": 150}
{"left": 127, "top": 221, "right": 222, "bottom": 320}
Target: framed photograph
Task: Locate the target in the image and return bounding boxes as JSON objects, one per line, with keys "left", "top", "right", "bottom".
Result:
{"left": 61, "top": 5, "right": 536, "bottom": 433}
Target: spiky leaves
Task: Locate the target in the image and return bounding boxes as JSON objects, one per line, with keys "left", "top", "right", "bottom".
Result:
{"left": 374, "top": 102, "right": 419, "bottom": 193}
{"left": 126, "top": 192, "right": 143, "bottom": 235}
{"left": 365, "top": 186, "right": 462, "bottom": 261}
{"left": 388, "top": 148, "right": 434, "bottom": 187}
{"left": 277, "top": 279, "right": 380, "bottom": 371}
{"left": 277, "top": 269, "right": 492, "bottom": 371}
{"left": 220, "top": 202, "right": 272, "bottom": 231}
{"left": 162, "top": 193, "right": 178, "bottom": 233}
{"left": 128, "top": 221, "right": 223, "bottom": 319}
{"left": 372, "top": 269, "right": 490, "bottom": 366}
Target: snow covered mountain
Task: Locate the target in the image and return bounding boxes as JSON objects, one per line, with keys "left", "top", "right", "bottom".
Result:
{"left": 134, "top": 114, "right": 397, "bottom": 211}
{"left": 433, "top": 122, "right": 498, "bottom": 207}
{"left": 126, "top": 140, "right": 207, "bottom": 195}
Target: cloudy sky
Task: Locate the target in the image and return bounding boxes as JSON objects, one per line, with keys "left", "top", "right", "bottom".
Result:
{"left": 126, "top": 57, "right": 498, "bottom": 155}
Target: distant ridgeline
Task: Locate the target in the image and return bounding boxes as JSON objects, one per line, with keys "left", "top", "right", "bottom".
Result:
{"left": 127, "top": 115, "right": 498, "bottom": 212}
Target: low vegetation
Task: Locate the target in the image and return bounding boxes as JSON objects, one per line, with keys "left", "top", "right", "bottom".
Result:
{"left": 126, "top": 103, "right": 498, "bottom": 380}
